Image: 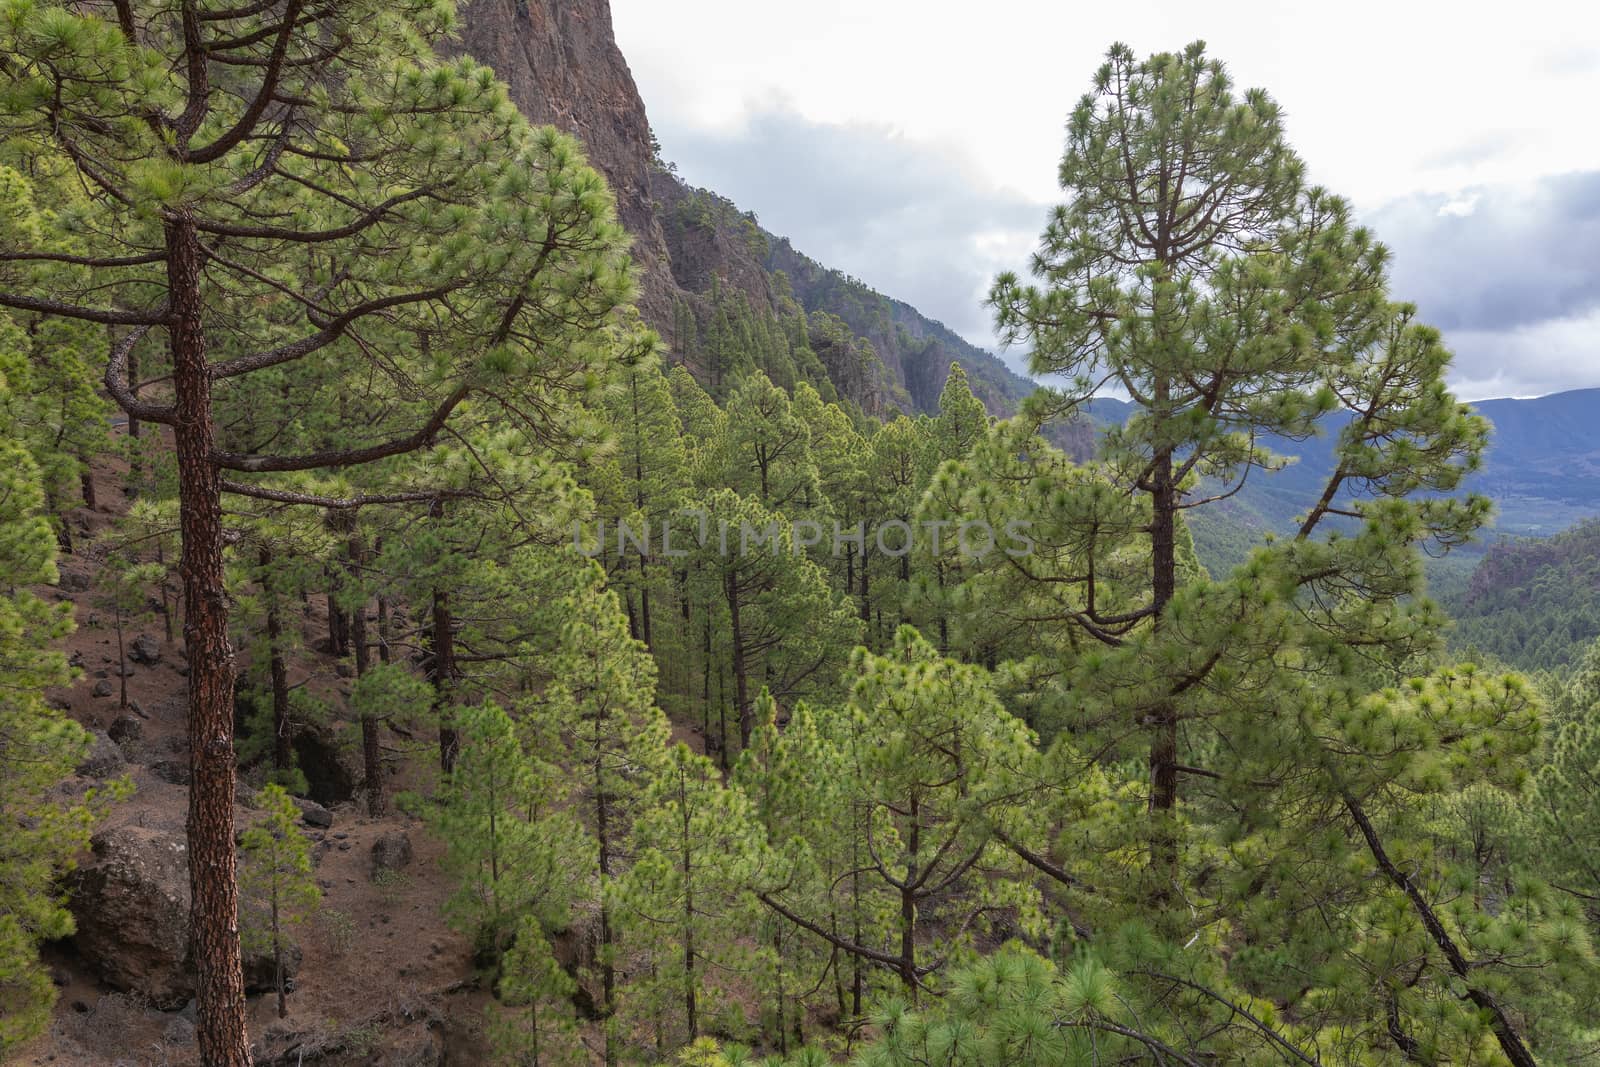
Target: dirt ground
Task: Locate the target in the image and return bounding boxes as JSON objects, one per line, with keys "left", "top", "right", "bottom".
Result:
{"left": 15, "top": 463, "right": 495, "bottom": 1066}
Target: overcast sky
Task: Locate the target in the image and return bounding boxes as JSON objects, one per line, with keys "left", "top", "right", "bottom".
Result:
{"left": 611, "top": 0, "right": 1600, "bottom": 400}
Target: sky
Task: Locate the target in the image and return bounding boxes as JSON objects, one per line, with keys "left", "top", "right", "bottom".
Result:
{"left": 611, "top": 0, "right": 1600, "bottom": 400}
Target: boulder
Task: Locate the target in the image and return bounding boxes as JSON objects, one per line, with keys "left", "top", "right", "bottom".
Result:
{"left": 386, "top": 1029, "right": 443, "bottom": 1067}
{"left": 108, "top": 714, "right": 144, "bottom": 745}
{"left": 150, "top": 759, "right": 191, "bottom": 786}
{"left": 162, "top": 1014, "right": 197, "bottom": 1047}
{"left": 293, "top": 796, "right": 334, "bottom": 829}
{"left": 69, "top": 826, "right": 192, "bottom": 1007}
{"left": 75, "top": 731, "right": 124, "bottom": 778}
{"left": 370, "top": 831, "right": 413, "bottom": 878}
{"left": 91, "top": 679, "right": 114, "bottom": 699}
{"left": 129, "top": 633, "right": 162, "bottom": 666}
{"left": 57, "top": 569, "right": 91, "bottom": 593}
{"left": 70, "top": 826, "right": 301, "bottom": 1008}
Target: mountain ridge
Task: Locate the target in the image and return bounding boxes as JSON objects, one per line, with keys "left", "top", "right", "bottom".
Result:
{"left": 451, "top": 0, "right": 1040, "bottom": 422}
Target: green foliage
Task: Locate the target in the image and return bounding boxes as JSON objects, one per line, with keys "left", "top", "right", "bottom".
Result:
{"left": 613, "top": 744, "right": 768, "bottom": 1048}
{"left": 239, "top": 785, "right": 321, "bottom": 1015}
{"left": 849, "top": 947, "right": 1157, "bottom": 1067}
{"left": 489, "top": 917, "right": 585, "bottom": 1066}
{"left": 1445, "top": 519, "right": 1600, "bottom": 672}
{"left": 425, "top": 701, "right": 584, "bottom": 961}
{"left": 0, "top": 355, "right": 119, "bottom": 1054}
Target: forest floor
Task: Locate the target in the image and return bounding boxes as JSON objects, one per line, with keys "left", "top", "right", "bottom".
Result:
{"left": 15, "top": 460, "right": 498, "bottom": 1066}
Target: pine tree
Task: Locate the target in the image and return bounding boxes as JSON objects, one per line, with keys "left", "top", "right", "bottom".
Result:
{"left": 988, "top": 41, "right": 1488, "bottom": 892}
{"left": 490, "top": 917, "right": 585, "bottom": 1067}
{"left": 589, "top": 349, "right": 687, "bottom": 653}
{"left": 860, "top": 417, "right": 931, "bottom": 644}
{"left": 523, "top": 581, "right": 669, "bottom": 1067}
{"left": 426, "top": 701, "right": 584, "bottom": 964}
{"left": 0, "top": 8, "right": 637, "bottom": 1057}
{"left": 239, "top": 785, "right": 321, "bottom": 1019}
{"left": 736, "top": 691, "right": 897, "bottom": 1043}
{"left": 0, "top": 352, "right": 119, "bottom": 1054}
{"left": 613, "top": 744, "right": 767, "bottom": 1048}
{"left": 0, "top": 224, "right": 110, "bottom": 546}
{"left": 713, "top": 373, "right": 822, "bottom": 515}
{"left": 684, "top": 489, "right": 859, "bottom": 751}
{"left": 757, "top": 628, "right": 1041, "bottom": 997}
{"left": 907, "top": 364, "right": 991, "bottom": 652}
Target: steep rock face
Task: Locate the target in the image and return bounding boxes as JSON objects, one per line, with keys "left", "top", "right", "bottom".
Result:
{"left": 448, "top": 0, "right": 676, "bottom": 323}
{"left": 450, "top": 0, "right": 1047, "bottom": 422}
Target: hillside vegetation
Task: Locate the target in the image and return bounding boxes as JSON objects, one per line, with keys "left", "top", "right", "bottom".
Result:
{"left": 2, "top": 8, "right": 1598, "bottom": 1067}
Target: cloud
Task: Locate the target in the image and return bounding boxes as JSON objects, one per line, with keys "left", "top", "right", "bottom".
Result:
{"left": 654, "top": 106, "right": 1046, "bottom": 357}
{"left": 658, "top": 106, "right": 1599, "bottom": 401}
{"left": 1365, "top": 170, "right": 1600, "bottom": 398}
{"left": 1369, "top": 171, "right": 1600, "bottom": 333}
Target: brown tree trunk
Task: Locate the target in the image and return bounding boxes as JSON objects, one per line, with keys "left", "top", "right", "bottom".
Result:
{"left": 430, "top": 589, "right": 459, "bottom": 774}
{"left": 127, "top": 346, "right": 141, "bottom": 442}
{"left": 168, "top": 210, "right": 251, "bottom": 1066}
{"left": 272, "top": 896, "right": 285, "bottom": 1020}
{"left": 327, "top": 589, "right": 347, "bottom": 657}
{"left": 376, "top": 595, "right": 391, "bottom": 664}
{"left": 726, "top": 570, "right": 751, "bottom": 749}
{"left": 80, "top": 463, "right": 97, "bottom": 510}
{"left": 899, "top": 804, "right": 919, "bottom": 998}
{"left": 680, "top": 780, "right": 697, "bottom": 1040}
{"left": 1147, "top": 442, "right": 1180, "bottom": 891}
{"left": 260, "top": 549, "right": 293, "bottom": 774}
{"left": 595, "top": 757, "right": 617, "bottom": 1067}
{"left": 639, "top": 560, "right": 653, "bottom": 653}
{"left": 347, "top": 536, "right": 383, "bottom": 816}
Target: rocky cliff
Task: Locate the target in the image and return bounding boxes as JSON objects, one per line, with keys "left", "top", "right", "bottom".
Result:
{"left": 451, "top": 0, "right": 1043, "bottom": 420}
{"left": 447, "top": 0, "right": 677, "bottom": 325}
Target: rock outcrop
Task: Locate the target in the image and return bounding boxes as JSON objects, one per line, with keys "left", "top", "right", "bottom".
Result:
{"left": 69, "top": 826, "right": 299, "bottom": 1008}
{"left": 450, "top": 0, "right": 675, "bottom": 325}
{"left": 449, "top": 0, "right": 1046, "bottom": 423}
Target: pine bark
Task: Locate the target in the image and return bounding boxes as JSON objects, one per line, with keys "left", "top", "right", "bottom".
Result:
{"left": 347, "top": 536, "right": 382, "bottom": 815}
{"left": 430, "top": 589, "right": 460, "bottom": 774}
{"left": 168, "top": 210, "right": 251, "bottom": 1067}
{"left": 726, "top": 570, "right": 751, "bottom": 749}
{"left": 260, "top": 549, "right": 293, "bottom": 774}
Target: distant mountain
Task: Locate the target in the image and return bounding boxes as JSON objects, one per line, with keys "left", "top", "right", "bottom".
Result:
{"left": 1465, "top": 389, "right": 1600, "bottom": 534}
{"left": 1075, "top": 388, "right": 1600, "bottom": 575}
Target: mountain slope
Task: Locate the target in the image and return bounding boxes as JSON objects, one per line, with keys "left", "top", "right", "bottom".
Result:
{"left": 452, "top": 0, "right": 1039, "bottom": 421}
{"left": 1442, "top": 519, "right": 1600, "bottom": 671}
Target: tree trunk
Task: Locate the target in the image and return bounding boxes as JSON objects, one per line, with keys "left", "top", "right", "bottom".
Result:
{"left": 53, "top": 486, "right": 71, "bottom": 554}
{"left": 726, "top": 570, "right": 751, "bottom": 750}
{"left": 272, "top": 892, "right": 285, "bottom": 1019}
{"left": 327, "top": 590, "right": 347, "bottom": 658}
{"left": 431, "top": 589, "right": 460, "bottom": 774}
{"left": 168, "top": 210, "right": 250, "bottom": 1066}
{"left": 899, "top": 804, "right": 919, "bottom": 998}
{"left": 680, "top": 778, "right": 697, "bottom": 1041}
{"left": 115, "top": 608, "right": 128, "bottom": 710}
{"left": 1147, "top": 442, "right": 1180, "bottom": 891}
{"left": 851, "top": 832, "right": 864, "bottom": 1017}
{"left": 347, "top": 537, "right": 382, "bottom": 816}
{"left": 639, "top": 560, "right": 653, "bottom": 653}
{"left": 260, "top": 549, "right": 293, "bottom": 774}
{"left": 376, "top": 595, "right": 391, "bottom": 665}
{"left": 80, "top": 463, "right": 96, "bottom": 510}
{"left": 127, "top": 346, "right": 140, "bottom": 442}
{"left": 595, "top": 758, "right": 617, "bottom": 1067}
